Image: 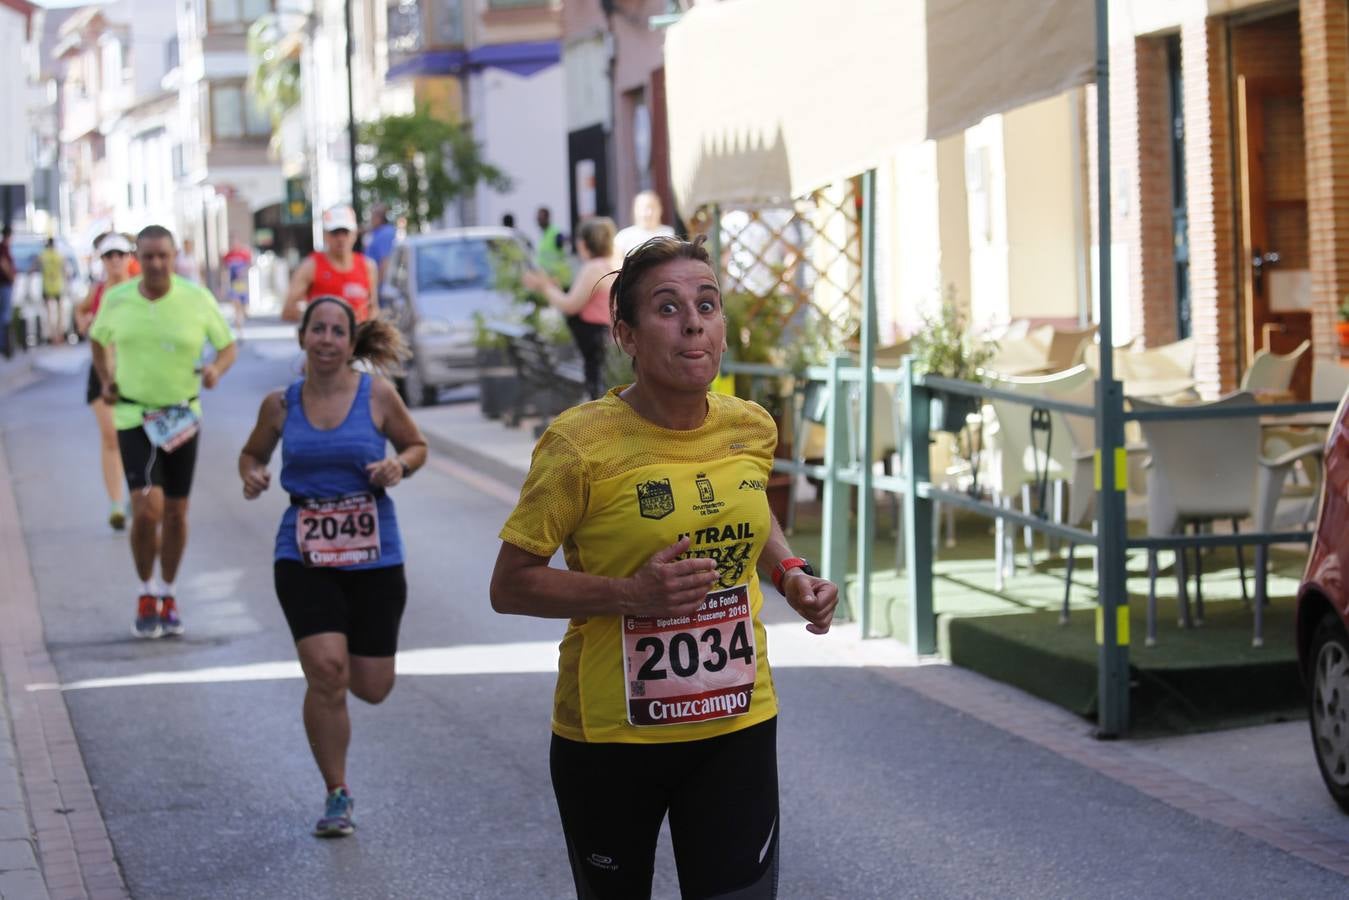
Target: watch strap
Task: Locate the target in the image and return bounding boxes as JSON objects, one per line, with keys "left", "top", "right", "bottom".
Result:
{"left": 772, "top": 557, "right": 812, "bottom": 592}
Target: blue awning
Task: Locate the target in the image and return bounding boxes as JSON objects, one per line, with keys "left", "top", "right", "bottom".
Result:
{"left": 386, "top": 40, "right": 560, "bottom": 80}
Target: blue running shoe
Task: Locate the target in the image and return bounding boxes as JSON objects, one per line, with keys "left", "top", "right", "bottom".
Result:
{"left": 159, "top": 595, "right": 184, "bottom": 637}
{"left": 132, "top": 594, "right": 161, "bottom": 639}
{"left": 314, "top": 787, "right": 354, "bottom": 837}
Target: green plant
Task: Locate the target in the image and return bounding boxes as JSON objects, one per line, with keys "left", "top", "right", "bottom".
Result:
{"left": 358, "top": 106, "right": 511, "bottom": 233}
{"left": 247, "top": 17, "right": 302, "bottom": 141}
{"left": 1338, "top": 296, "right": 1349, "bottom": 323}
{"left": 479, "top": 241, "right": 572, "bottom": 350}
{"left": 910, "top": 295, "right": 996, "bottom": 382}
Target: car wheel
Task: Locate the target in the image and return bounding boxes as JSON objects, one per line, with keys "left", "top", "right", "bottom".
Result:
{"left": 401, "top": 362, "right": 435, "bottom": 408}
{"left": 1309, "top": 612, "right": 1349, "bottom": 813}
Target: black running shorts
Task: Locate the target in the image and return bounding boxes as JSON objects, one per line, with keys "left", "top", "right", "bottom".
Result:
{"left": 273, "top": 560, "right": 407, "bottom": 657}
{"left": 85, "top": 366, "right": 102, "bottom": 405}
{"left": 116, "top": 426, "right": 199, "bottom": 498}
{"left": 550, "top": 717, "right": 779, "bottom": 900}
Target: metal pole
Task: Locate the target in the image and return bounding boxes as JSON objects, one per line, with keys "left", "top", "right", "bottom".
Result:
{"left": 1093, "top": 0, "right": 1130, "bottom": 736}
{"left": 902, "top": 357, "right": 936, "bottom": 654}
{"left": 344, "top": 0, "right": 362, "bottom": 227}
{"left": 821, "top": 354, "right": 851, "bottom": 596}
{"left": 857, "top": 169, "right": 878, "bottom": 637}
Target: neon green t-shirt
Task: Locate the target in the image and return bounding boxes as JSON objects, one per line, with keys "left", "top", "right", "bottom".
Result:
{"left": 89, "top": 276, "right": 235, "bottom": 430}
{"left": 39, "top": 247, "right": 64, "bottom": 296}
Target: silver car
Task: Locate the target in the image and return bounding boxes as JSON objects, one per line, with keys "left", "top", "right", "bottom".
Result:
{"left": 380, "top": 226, "right": 530, "bottom": 407}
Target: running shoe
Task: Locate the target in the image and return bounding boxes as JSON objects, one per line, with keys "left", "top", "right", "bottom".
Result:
{"left": 314, "top": 787, "right": 355, "bottom": 837}
{"left": 159, "top": 595, "right": 184, "bottom": 637}
{"left": 108, "top": 505, "right": 126, "bottom": 531}
{"left": 132, "top": 594, "right": 161, "bottom": 639}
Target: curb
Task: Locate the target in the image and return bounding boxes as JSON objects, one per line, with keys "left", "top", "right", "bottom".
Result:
{"left": 0, "top": 433, "right": 128, "bottom": 900}
{"left": 420, "top": 420, "right": 529, "bottom": 491}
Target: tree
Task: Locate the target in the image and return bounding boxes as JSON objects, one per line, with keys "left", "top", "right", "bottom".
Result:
{"left": 246, "top": 16, "right": 302, "bottom": 143}
{"left": 358, "top": 107, "right": 511, "bottom": 233}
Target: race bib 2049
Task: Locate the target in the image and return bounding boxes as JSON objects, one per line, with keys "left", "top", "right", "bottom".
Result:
{"left": 141, "top": 405, "right": 199, "bottom": 453}
{"left": 296, "top": 492, "right": 381, "bottom": 567}
{"left": 622, "top": 584, "right": 756, "bottom": 727}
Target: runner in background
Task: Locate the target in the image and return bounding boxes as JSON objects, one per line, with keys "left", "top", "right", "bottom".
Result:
{"left": 36, "top": 237, "right": 69, "bottom": 345}
{"left": 282, "top": 205, "right": 379, "bottom": 324}
{"left": 363, "top": 203, "right": 397, "bottom": 282}
{"left": 220, "top": 236, "right": 252, "bottom": 335}
{"left": 90, "top": 225, "right": 238, "bottom": 639}
{"left": 613, "top": 190, "right": 675, "bottom": 258}
{"left": 238, "top": 296, "right": 426, "bottom": 837}
{"left": 491, "top": 236, "right": 838, "bottom": 899}
{"left": 175, "top": 237, "right": 202, "bottom": 282}
{"left": 75, "top": 233, "right": 135, "bottom": 531}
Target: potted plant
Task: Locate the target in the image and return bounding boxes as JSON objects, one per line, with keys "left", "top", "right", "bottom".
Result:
{"left": 1338, "top": 297, "right": 1349, "bottom": 349}
{"left": 911, "top": 295, "right": 996, "bottom": 433}
{"left": 479, "top": 241, "right": 549, "bottom": 420}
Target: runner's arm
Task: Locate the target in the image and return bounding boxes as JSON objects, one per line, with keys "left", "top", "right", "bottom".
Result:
{"left": 365, "top": 376, "right": 427, "bottom": 487}
{"left": 526, "top": 260, "right": 604, "bottom": 316}
{"left": 756, "top": 515, "right": 837, "bottom": 634}
{"left": 281, "top": 257, "right": 315, "bottom": 321}
{"left": 74, "top": 284, "right": 98, "bottom": 335}
{"left": 90, "top": 339, "right": 116, "bottom": 401}
{"left": 238, "top": 390, "right": 285, "bottom": 499}
{"left": 201, "top": 341, "right": 238, "bottom": 389}
{"left": 365, "top": 256, "right": 380, "bottom": 317}
{"left": 490, "top": 536, "right": 719, "bottom": 619}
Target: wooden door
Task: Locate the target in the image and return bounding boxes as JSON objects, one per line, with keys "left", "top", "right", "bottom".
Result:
{"left": 1238, "top": 76, "right": 1311, "bottom": 399}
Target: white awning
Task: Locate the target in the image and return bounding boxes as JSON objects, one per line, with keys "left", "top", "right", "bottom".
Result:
{"left": 665, "top": 0, "right": 1095, "bottom": 215}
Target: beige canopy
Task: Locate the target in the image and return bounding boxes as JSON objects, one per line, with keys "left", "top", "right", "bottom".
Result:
{"left": 665, "top": 0, "right": 1095, "bottom": 216}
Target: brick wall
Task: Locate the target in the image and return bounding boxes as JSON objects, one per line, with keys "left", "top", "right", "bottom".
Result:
{"left": 1134, "top": 38, "right": 1179, "bottom": 349}
{"left": 1181, "top": 17, "right": 1238, "bottom": 397}
{"left": 1302, "top": 0, "right": 1349, "bottom": 368}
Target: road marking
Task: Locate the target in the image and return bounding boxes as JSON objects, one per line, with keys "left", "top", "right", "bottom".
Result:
{"left": 27, "top": 623, "right": 922, "bottom": 693}
{"left": 424, "top": 455, "right": 521, "bottom": 505}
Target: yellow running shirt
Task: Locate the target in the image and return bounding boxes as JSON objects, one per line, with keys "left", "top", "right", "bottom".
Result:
{"left": 500, "top": 388, "right": 781, "bottom": 744}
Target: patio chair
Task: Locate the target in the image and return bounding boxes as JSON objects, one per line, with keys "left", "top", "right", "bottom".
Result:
{"left": 1241, "top": 339, "right": 1310, "bottom": 400}
{"left": 1131, "top": 391, "right": 1322, "bottom": 647}
{"left": 1083, "top": 337, "right": 1198, "bottom": 403}
{"left": 985, "top": 324, "right": 1055, "bottom": 377}
{"left": 1045, "top": 325, "right": 1098, "bottom": 372}
{"left": 985, "top": 365, "right": 1093, "bottom": 589}
{"left": 1056, "top": 374, "right": 1149, "bottom": 623}
{"left": 1312, "top": 359, "right": 1349, "bottom": 403}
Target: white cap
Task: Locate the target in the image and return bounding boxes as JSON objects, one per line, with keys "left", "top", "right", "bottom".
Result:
{"left": 95, "top": 233, "right": 133, "bottom": 255}
{"left": 322, "top": 204, "right": 358, "bottom": 232}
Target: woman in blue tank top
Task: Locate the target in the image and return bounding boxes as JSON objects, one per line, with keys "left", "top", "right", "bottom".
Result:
{"left": 238, "top": 296, "right": 427, "bottom": 837}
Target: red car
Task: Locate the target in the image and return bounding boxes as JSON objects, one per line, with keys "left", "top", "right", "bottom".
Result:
{"left": 1297, "top": 394, "right": 1349, "bottom": 812}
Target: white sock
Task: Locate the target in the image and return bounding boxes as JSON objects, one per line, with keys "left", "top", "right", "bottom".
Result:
{"left": 160, "top": 580, "right": 175, "bottom": 599}
{"left": 140, "top": 579, "right": 155, "bottom": 596}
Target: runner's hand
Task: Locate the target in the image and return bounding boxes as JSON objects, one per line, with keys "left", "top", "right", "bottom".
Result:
{"left": 366, "top": 457, "right": 403, "bottom": 488}
{"left": 201, "top": 363, "right": 222, "bottom": 389}
{"left": 242, "top": 466, "right": 270, "bottom": 499}
{"left": 621, "top": 536, "right": 719, "bottom": 617}
{"left": 100, "top": 380, "right": 118, "bottom": 405}
{"left": 782, "top": 572, "right": 838, "bottom": 635}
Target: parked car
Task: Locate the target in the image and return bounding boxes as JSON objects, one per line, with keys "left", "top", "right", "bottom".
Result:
{"left": 1296, "top": 390, "right": 1349, "bottom": 812}
{"left": 8, "top": 233, "right": 87, "bottom": 347}
{"left": 379, "top": 226, "right": 532, "bottom": 407}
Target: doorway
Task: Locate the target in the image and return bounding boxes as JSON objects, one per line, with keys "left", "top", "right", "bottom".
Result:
{"left": 1235, "top": 16, "right": 1310, "bottom": 399}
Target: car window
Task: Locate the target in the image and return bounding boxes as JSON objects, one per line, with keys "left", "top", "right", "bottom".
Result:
{"left": 414, "top": 239, "right": 497, "bottom": 293}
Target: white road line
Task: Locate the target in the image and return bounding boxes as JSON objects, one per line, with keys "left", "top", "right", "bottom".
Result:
{"left": 27, "top": 623, "right": 921, "bottom": 692}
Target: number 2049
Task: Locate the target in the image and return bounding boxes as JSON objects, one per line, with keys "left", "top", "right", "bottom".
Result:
{"left": 635, "top": 621, "right": 753, "bottom": 681}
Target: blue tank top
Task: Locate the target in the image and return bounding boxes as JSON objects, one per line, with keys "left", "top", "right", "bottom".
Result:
{"left": 274, "top": 373, "right": 403, "bottom": 568}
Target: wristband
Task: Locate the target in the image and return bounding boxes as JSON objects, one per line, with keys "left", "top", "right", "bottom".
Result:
{"left": 771, "top": 557, "right": 814, "bottom": 593}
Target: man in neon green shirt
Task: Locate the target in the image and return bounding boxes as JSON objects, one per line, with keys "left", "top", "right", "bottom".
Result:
{"left": 37, "top": 237, "right": 69, "bottom": 345}
{"left": 90, "top": 225, "right": 238, "bottom": 639}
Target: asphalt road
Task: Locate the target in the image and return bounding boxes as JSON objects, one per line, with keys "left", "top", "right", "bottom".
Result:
{"left": 1, "top": 335, "right": 1346, "bottom": 898}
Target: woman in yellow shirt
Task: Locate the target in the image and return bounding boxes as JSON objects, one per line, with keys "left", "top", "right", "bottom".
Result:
{"left": 491, "top": 235, "right": 838, "bottom": 899}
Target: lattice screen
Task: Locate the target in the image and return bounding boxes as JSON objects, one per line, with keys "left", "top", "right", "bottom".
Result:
{"left": 687, "top": 179, "right": 864, "bottom": 358}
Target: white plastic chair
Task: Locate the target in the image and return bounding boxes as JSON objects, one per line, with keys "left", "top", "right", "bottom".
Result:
{"left": 1312, "top": 359, "right": 1349, "bottom": 403}
{"left": 1241, "top": 339, "right": 1309, "bottom": 395}
{"left": 985, "top": 366, "right": 1093, "bottom": 589}
{"left": 1132, "top": 391, "right": 1322, "bottom": 647}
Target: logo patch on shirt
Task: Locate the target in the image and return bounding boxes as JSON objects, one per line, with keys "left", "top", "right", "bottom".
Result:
{"left": 636, "top": 478, "right": 675, "bottom": 519}
{"left": 739, "top": 479, "right": 766, "bottom": 491}
{"left": 729, "top": 442, "right": 748, "bottom": 452}
{"left": 696, "top": 473, "right": 716, "bottom": 504}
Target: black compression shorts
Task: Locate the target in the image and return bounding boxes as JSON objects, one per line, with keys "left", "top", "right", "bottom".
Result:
{"left": 273, "top": 560, "right": 407, "bottom": 657}
{"left": 550, "top": 717, "right": 779, "bottom": 900}
{"left": 116, "top": 426, "right": 199, "bottom": 498}
{"left": 85, "top": 366, "right": 102, "bottom": 405}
